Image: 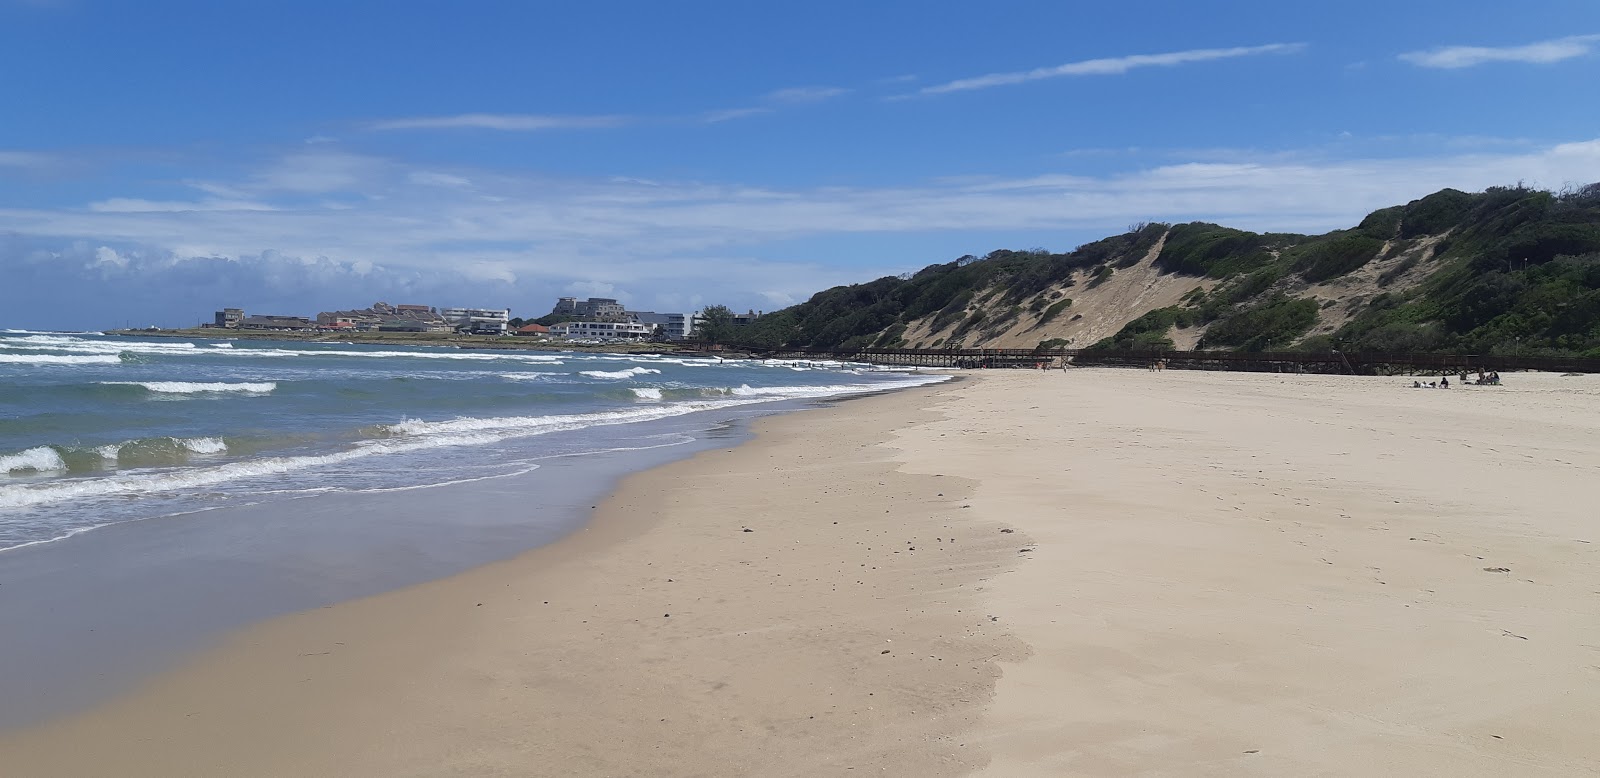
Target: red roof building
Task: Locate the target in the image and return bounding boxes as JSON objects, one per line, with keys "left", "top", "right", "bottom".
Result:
{"left": 515, "top": 323, "right": 551, "bottom": 336}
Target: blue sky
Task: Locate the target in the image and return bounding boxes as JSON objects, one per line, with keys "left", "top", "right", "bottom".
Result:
{"left": 3, "top": 0, "right": 1599, "bottom": 329}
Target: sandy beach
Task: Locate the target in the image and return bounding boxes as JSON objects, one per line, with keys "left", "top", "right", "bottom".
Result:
{"left": 3, "top": 368, "right": 1597, "bottom": 776}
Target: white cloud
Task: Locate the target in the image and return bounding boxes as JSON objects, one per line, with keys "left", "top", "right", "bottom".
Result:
{"left": 702, "top": 107, "right": 774, "bottom": 123}
{"left": 93, "top": 246, "right": 125, "bottom": 266}
{"left": 564, "top": 280, "right": 621, "bottom": 300}
{"left": 251, "top": 151, "right": 388, "bottom": 193}
{"left": 5, "top": 137, "right": 1600, "bottom": 321}
{"left": 368, "top": 113, "right": 630, "bottom": 131}
{"left": 88, "top": 198, "right": 276, "bottom": 213}
{"left": 1400, "top": 34, "right": 1600, "bottom": 69}
{"left": 766, "top": 86, "right": 849, "bottom": 103}
{"left": 0, "top": 151, "right": 54, "bottom": 168}
{"left": 409, "top": 171, "right": 473, "bottom": 188}
{"left": 918, "top": 43, "right": 1306, "bottom": 95}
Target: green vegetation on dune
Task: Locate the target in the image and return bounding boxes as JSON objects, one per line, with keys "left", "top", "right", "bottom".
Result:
{"left": 728, "top": 183, "right": 1600, "bottom": 356}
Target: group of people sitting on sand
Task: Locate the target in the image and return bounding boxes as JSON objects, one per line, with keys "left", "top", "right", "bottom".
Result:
{"left": 1412, "top": 371, "right": 1501, "bottom": 389}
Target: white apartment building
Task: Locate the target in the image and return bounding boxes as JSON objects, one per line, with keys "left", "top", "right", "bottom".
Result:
{"left": 439, "top": 307, "right": 511, "bottom": 334}
{"left": 551, "top": 320, "right": 654, "bottom": 340}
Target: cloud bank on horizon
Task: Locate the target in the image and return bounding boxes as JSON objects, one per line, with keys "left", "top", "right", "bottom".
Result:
{"left": 1, "top": 2, "right": 1598, "bottom": 329}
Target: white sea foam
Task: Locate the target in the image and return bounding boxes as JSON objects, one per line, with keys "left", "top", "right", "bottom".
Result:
{"left": 631, "top": 387, "right": 663, "bottom": 401}
{"left": 0, "top": 353, "right": 121, "bottom": 365}
{"left": 0, "top": 374, "right": 948, "bottom": 511}
{"left": 579, "top": 367, "right": 662, "bottom": 379}
{"left": 0, "top": 335, "right": 198, "bottom": 355}
{"left": 93, "top": 444, "right": 123, "bottom": 460}
{"left": 103, "top": 381, "right": 277, "bottom": 394}
{"left": 179, "top": 437, "right": 228, "bottom": 454}
{"left": 224, "top": 347, "right": 567, "bottom": 363}
{"left": 0, "top": 446, "right": 68, "bottom": 474}
{"left": 500, "top": 372, "right": 570, "bottom": 381}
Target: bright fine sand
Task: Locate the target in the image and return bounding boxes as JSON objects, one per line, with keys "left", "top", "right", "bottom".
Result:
{"left": 3, "top": 369, "right": 1598, "bottom": 776}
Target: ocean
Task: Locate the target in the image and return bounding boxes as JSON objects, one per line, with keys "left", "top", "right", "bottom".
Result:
{"left": 0, "top": 330, "right": 946, "bottom": 727}
{"left": 0, "top": 331, "right": 943, "bottom": 551}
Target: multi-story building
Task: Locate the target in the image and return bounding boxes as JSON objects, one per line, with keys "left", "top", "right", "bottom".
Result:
{"left": 316, "top": 302, "right": 445, "bottom": 331}
{"left": 550, "top": 320, "right": 654, "bottom": 340}
{"left": 213, "top": 308, "right": 244, "bottom": 328}
{"left": 548, "top": 297, "right": 628, "bottom": 321}
{"left": 440, "top": 307, "right": 511, "bottom": 334}
{"left": 238, "top": 314, "right": 315, "bottom": 330}
{"left": 690, "top": 309, "right": 763, "bottom": 335}
{"left": 629, "top": 311, "right": 692, "bottom": 340}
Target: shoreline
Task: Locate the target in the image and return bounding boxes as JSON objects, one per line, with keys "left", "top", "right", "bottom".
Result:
{"left": 0, "top": 376, "right": 1009, "bottom": 776}
{"left": 4, "top": 369, "right": 1598, "bottom": 775}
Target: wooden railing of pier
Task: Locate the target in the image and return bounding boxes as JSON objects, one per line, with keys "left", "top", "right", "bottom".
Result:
{"left": 682, "top": 343, "right": 1600, "bottom": 375}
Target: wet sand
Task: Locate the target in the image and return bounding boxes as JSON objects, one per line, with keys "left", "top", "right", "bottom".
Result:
{"left": 3, "top": 369, "right": 1597, "bottom": 776}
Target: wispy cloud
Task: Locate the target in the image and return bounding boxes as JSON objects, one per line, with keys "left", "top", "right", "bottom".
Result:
{"left": 916, "top": 43, "right": 1306, "bottom": 96}
{"left": 0, "top": 151, "right": 55, "bottom": 168}
{"left": 7, "top": 137, "right": 1600, "bottom": 327}
{"left": 766, "top": 86, "right": 849, "bottom": 103}
{"left": 702, "top": 107, "right": 775, "bottom": 124}
{"left": 87, "top": 198, "right": 276, "bottom": 213}
{"left": 408, "top": 171, "right": 472, "bottom": 188}
{"left": 368, "top": 113, "right": 630, "bottom": 131}
{"left": 250, "top": 151, "right": 389, "bottom": 193}
{"left": 1399, "top": 34, "right": 1600, "bottom": 69}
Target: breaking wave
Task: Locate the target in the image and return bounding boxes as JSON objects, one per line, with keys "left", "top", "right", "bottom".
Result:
{"left": 579, "top": 367, "right": 662, "bottom": 379}
{"left": 100, "top": 381, "right": 277, "bottom": 395}
{"left": 0, "top": 446, "right": 68, "bottom": 474}
{"left": 0, "top": 353, "right": 121, "bottom": 365}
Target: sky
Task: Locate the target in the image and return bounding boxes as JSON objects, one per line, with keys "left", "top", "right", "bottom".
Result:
{"left": 2, "top": 0, "right": 1599, "bottom": 329}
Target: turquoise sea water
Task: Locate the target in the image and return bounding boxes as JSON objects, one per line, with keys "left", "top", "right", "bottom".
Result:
{"left": 0, "top": 331, "right": 945, "bottom": 552}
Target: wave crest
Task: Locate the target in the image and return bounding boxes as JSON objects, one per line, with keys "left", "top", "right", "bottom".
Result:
{"left": 579, "top": 367, "right": 662, "bottom": 379}
{"left": 101, "top": 381, "right": 277, "bottom": 395}
{"left": 0, "top": 446, "right": 68, "bottom": 474}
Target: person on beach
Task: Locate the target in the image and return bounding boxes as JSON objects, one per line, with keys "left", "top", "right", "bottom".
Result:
{"left": 1441, "top": 376, "right": 1449, "bottom": 388}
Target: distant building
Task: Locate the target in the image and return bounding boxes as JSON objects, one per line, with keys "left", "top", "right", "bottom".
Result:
{"left": 690, "top": 309, "right": 763, "bottom": 335}
{"left": 515, "top": 323, "right": 551, "bottom": 337}
{"left": 630, "top": 311, "right": 692, "bottom": 340}
{"left": 440, "top": 307, "right": 511, "bottom": 334}
{"left": 317, "top": 302, "right": 445, "bottom": 332}
{"left": 548, "top": 297, "right": 628, "bottom": 321}
{"left": 238, "top": 315, "right": 315, "bottom": 331}
{"left": 213, "top": 308, "right": 244, "bottom": 328}
{"left": 551, "top": 321, "right": 654, "bottom": 340}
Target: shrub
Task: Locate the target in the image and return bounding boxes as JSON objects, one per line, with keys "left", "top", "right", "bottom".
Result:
{"left": 1400, "top": 188, "right": 1473, "bottom": 238}
{"left": 1154, "top": 223, "right": 1277, "bottom": 277}
{"left": 1036, "top": 299, "right": 1073, "bottom": 326}
{"left": 1090, "top": 307, "right": 1190, "bottom": 350}
{"left": 1293, "top": 233, "right": 1386, "bottom": 282}
{"left": 1204, "top": 297, "right": 1320, "bottom": 350}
